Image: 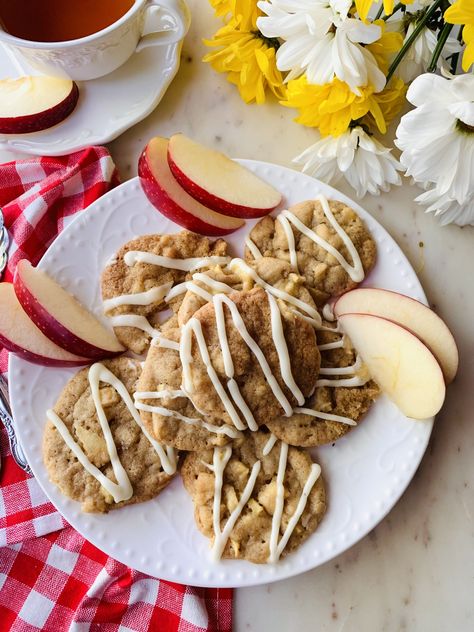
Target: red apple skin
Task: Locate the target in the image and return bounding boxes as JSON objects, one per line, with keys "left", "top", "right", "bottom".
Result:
{"left": 167, "top": 153, "right": 279, "bottom": 219}
{"left": 13, "top": 270, "right": 122, "bottom": 360}
{"left": 0, "top": 82, "right": 79, "bottom": 134}
{"left": 0, "top": 330, "right": 89, "bottom": 367}
{"left": 138, "top": 148, "right": 243, "bottom": 236}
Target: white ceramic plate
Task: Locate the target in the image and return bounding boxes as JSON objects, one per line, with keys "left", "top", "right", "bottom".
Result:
{"left": 9, "top": 161, "right": 433, "bottom": 588}
{"left": 0, "top": 3, "right": 190, "bottom": 157}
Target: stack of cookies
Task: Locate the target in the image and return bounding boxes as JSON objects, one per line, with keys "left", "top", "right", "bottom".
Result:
{"left": 43, "top": 196, "right": 379, "bottom": 565}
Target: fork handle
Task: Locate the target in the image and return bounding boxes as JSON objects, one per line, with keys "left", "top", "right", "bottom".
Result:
{"left": 0, "top": 406, "right": 32, "bottom": 475}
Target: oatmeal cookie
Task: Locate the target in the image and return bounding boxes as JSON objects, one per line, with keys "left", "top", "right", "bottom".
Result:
{"left": 267, "top": 323, "right": 380, "bottom": 446}
{"left": 43, "top": 357, "right": 174, "bottom": 513}
{"left": 245, "top": 199, "right": 376, "bottom": 304}
{"left": 101, "top": 231, "right": 228, "bottom": 354}
{"left": 183, "top": 287, "right": 320, "bottom": 428}
{"left": 181, "top": 432, "right": 326, "bottom": 564}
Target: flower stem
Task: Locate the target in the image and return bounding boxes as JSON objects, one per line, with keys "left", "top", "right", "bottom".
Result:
{"left": 382, "top": 2, "right": 403, "bottom": 21}
{"left": 386, "top": 0, "right": 447, "bottom": 83}
{"left": 427, "top": 22, "right": 454, "bottom": 72}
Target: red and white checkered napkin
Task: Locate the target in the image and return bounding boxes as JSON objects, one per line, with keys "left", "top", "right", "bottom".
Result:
{"left": 0, "top": 150, "right": 232, "bottom": 632}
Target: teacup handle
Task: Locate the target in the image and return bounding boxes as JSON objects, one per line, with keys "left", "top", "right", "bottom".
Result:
{"left": 136, "top": 0, "right": 190, "bottom": 51}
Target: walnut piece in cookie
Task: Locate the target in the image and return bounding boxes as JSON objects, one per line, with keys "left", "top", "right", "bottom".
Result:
{"left": 101, "top": 231, "right": 228, "bottom": 354}
{"left": 245, "top": 199, "right": 377, "bottom": 305}
{"left": 181, "top": 287, "right": 320, "bottom": 430}
{"left": 43, "top": 357, "right": 175, "bottom": 513}
{"left": 181, "top": 432, "right": 326, "bottom": 564}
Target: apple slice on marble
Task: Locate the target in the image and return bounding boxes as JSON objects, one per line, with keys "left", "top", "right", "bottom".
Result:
{"left": 167, "top": 133, "right": 282, "bottom": 218}
{"left": 338, "top": 313, "right": 446, "bottom": 419}
{"left": 0, "top": 283, "right": 88, "bottom": 367}
{"left": 14, "top": 260, "right": 124, "bottom": 360}
{"left": 0, "top": 76, "right": 79, "bottom": 134}
{"left": 334, "top": 288, "right": 458, "bottom": 383}
{"left": 139, "top": 136, "right": 245, "bottom": 236}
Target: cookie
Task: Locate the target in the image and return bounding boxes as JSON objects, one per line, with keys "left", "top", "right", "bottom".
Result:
{"left": 136, "top": 328, "right": 238, "bottom": 451}
{"left": 181, "top": 432, "right": 326, "bottom": 564}
{"left": 245, "top": 198, "right": 377, "bottom": 305}
{"left": 181, "top": 287, "right": 320, "bottom": 430}
{"left": 101, "top": 231, "right": 229, "bottom": 354}
{"left": 43, "top": 357, "right": 175, "bottom": 513}
{"left": 267, "top": 322, "right": 380, "bottom": 446}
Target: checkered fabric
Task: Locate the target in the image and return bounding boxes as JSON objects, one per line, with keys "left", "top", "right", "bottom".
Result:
{"left": 0, "top": 150, "right": 233, "bottom": 631}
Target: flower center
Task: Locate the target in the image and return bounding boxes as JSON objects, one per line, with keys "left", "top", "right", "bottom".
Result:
{"left": 253, "top": 30, "right": 280, "bottom": 50}
{"left": 456, "top": 119, "right": 474, "bottom": 134}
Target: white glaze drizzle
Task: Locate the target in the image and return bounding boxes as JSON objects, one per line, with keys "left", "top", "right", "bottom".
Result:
{"left": 47, "top": 363, "right": 176, "bottom": 504}
{"left": 150, "top": 336, "right": 180, "bottom": 351}
{"left": 276, "top": 214, "right": 299, "bottom": 272}
{"left": 268, "top": 452, "right": 321, "bottom": 563}
{"left": 316, "top": 374, "right": 370, "bottom": 388}
{"left": 280, "top": 194, "right": 364, "bottom": 282}
{"left": 180, "top": 317, "right": 247, "bottom": 431}
{"left": 317, "top": 337, "right": 345, "bottom": 351}
{"left": 267, "top": 292, "right": 305, "bottom": 406}
{"left": 109, "top": 314, "right": 161, "bottom": 338}
{"left": 192, "top": 272, "right": 235, "bottom": 294}
{"left": 319, "top": 355, "right": 362, "bottom": 375}
{"left": 103, "top": 283, "right": 173, "bottom": 312}
{"left": 229, "top": 258, "right": 322, "bottom": 326}
{"left": 245, "top": 236, "right": 263, "bottom": 260}
{"left": 262, "top": 433, "right": 278, "bottom": 456}
{"left": 293, "top": 407, "right": 357, "bottom": 426}
{"left": 124, "top": 251, "right": 230, "bottom": 271}
{"left": 322, "top": 302, "right": 337, "bottom": 321}
{"left": 210, "top": 446, "right": 261, "bottom": 560}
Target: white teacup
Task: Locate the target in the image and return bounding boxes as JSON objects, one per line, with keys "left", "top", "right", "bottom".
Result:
{"left": 0, "top": 0, "right": 190, "bottom": 81}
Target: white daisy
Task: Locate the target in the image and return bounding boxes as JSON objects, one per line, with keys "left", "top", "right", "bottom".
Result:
{"left": 294, "top": 127, "right": 402, "bottom": 198}
{"left": 415, "top": 187, "right": 474, "bottom": 227}
{"left": 395, "top": 22, "right": 462, "bottom": 83}
{"left": 395, "top": 73, "right": 474, "bottom": 214}
{"left": 256, "top": 0, "right": 385, "bottom": 94}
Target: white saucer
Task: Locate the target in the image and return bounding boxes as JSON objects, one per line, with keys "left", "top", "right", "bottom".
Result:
{"left": 0, "top": 6, "right": 190, "bottom": 157}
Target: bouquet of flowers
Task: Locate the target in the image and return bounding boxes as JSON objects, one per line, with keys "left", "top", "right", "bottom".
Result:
{"left": 203, "top": 0, "right": 474, "bottom": 226}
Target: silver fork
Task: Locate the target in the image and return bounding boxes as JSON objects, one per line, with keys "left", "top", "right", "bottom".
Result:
{"left": 0, "top": 374, "right": 32, "bottom": 476}
{"left": 0, "top": 207, "right": 9, "bottom": 280}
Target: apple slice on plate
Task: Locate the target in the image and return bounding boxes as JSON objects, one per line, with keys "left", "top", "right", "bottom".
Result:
{"left": 14, "top": 260, "right": 124, "bottom": 360}
{"left": 0, "top": 76, "right": 79, "bottom": 134}
{"left": 139, "top": 136, "right": 244, "bottom": 236}
{"left": 167, "top": 134, "right": 282, "bottom": 218}
{"left": 338, "top": 313, "right": 446, "bottom": 419}
{"left": 0, "top": 283, "right": 88, "bottom": 367}
{"left": 334, "top": 288, "right": 458, "bottom": 383}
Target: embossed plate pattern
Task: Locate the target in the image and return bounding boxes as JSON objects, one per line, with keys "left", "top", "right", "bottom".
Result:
{"left": 9, "top": 162, "right": 433, "bottom": 587}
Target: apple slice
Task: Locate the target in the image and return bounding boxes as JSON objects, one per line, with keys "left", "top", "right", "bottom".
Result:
{"left": 334, "top": 288, "right": 458, "bottom": 384}
{"left": 0, "top": 283, "right": 88, "bottom": 367}
{"left": 338, "top": 313, "right": 445, "bottom": 419}
{"left": 14, "top": 260, "right": 124, "bottom": 360}
{"left": 167, "top": 133, "right": 282, "bottom": 218}
{"left": 139, "top": 137, "right": 245, "bottom": 236}
{"left": 0, "top": 76, "right": 79, "bottom": 134}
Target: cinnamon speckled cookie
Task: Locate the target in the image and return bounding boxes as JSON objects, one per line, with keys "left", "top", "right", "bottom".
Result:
{"left": 181, "top": 432, "right": 326, "bottom": 564}
{"left": 245, "top": 200, "right": 376, "bottom": 305}
{"left": 183, "top": 287, "right": 320, "bottom": 429}
{"left": 101, "top": 231, "right": 228, "bottom": 354}
{"left": 136, "top": 327, "right": 237, "bottom": 451}
{"left": 43, "top": 357, "right": 174, "bottom": 513}
{"left": 267, "top": 324, "right": 380, "bottom": 446}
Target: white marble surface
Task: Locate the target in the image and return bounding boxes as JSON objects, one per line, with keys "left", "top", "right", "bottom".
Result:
{"left": 3, "top": 1, "right": 474, "bottom": 630}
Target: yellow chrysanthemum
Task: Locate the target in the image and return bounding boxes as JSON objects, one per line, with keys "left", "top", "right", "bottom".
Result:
{"left": 282, "top": 76, "right": 406, "bottom": 137}
{"left": 366, "top": 21, "right": 403, "bottom": 74}
{"left": 203, "top": 16, "right": 285, "bottom": 104}
{"left": 445, "top": 0, "right": 474, "bottom": 71}
{"left": 209, "top": 0, "right": 260, "bottom": 28}
{"left": 355, "top": 0, "right": 414, "bottom": 22}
